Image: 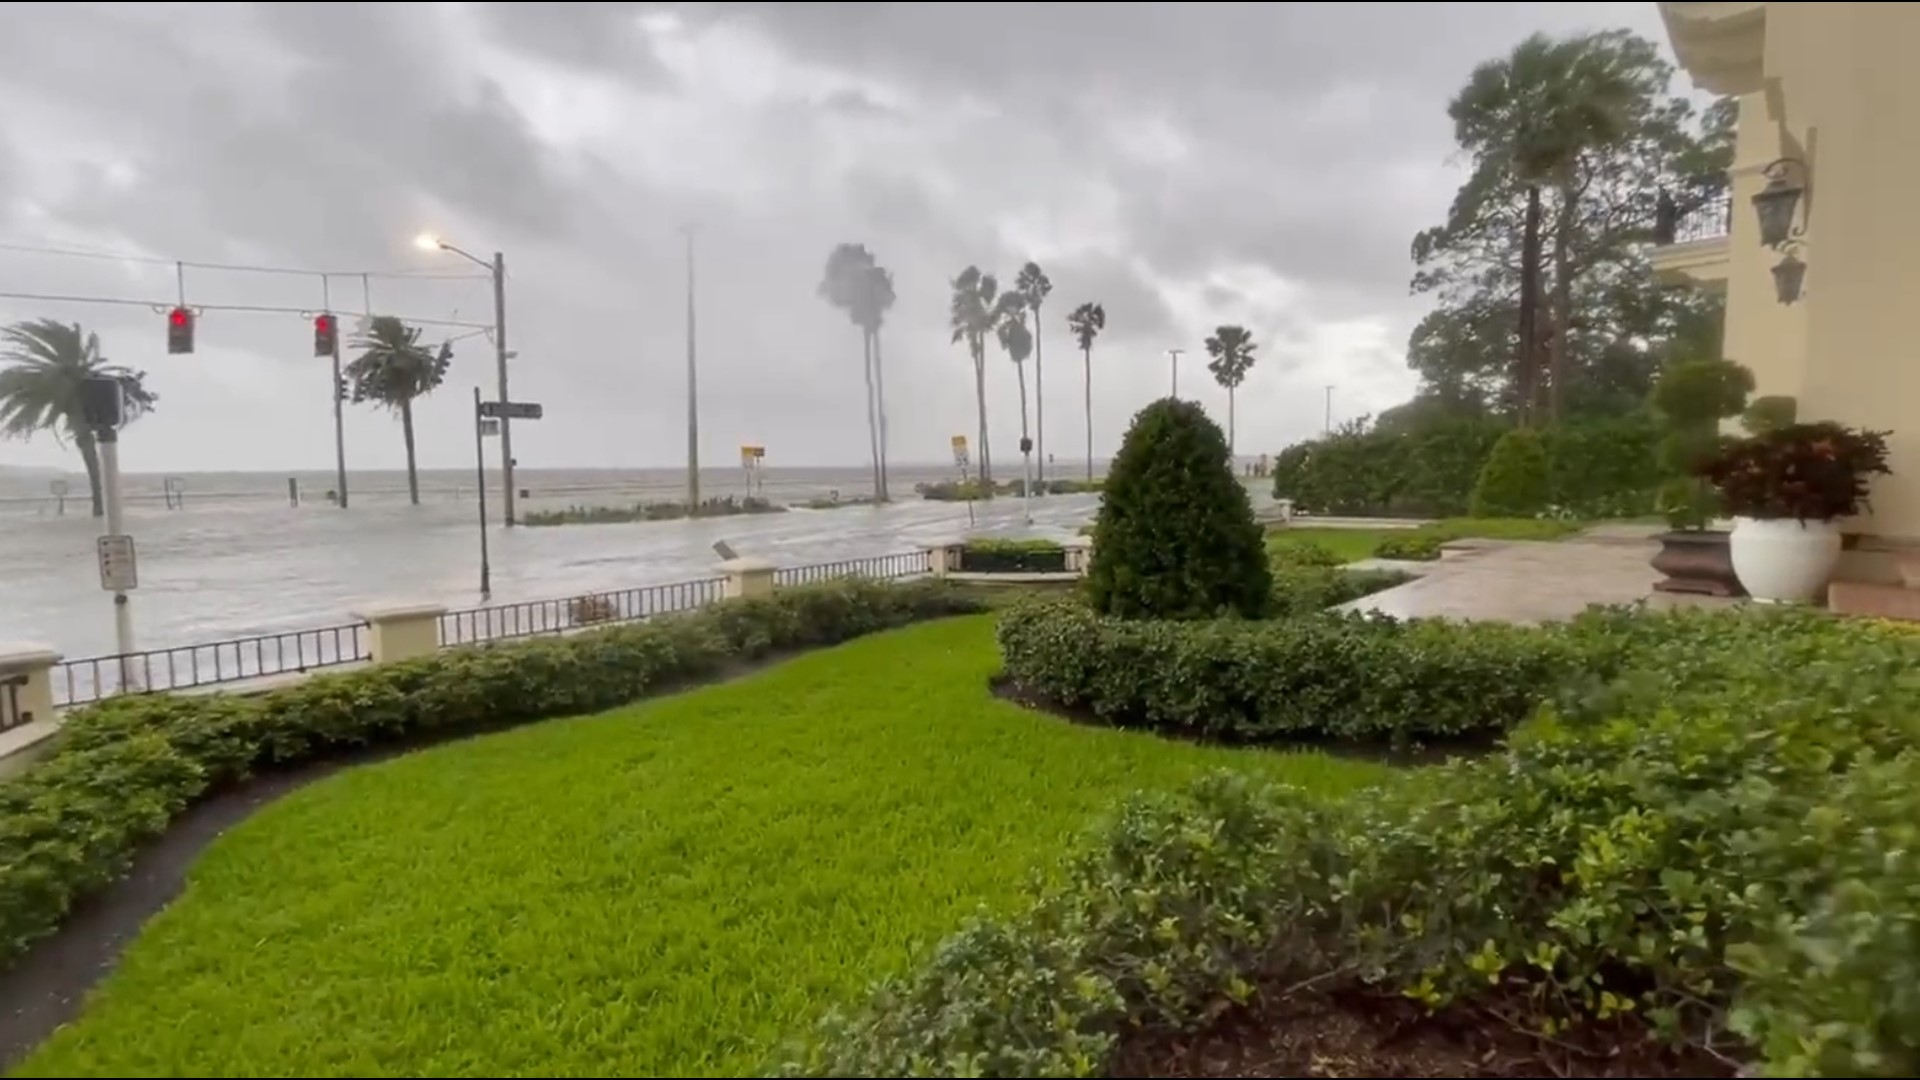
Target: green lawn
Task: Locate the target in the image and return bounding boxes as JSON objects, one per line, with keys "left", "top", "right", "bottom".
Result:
{"left": 20, "top": 616, "right": 1387, "bottom": 1078}
{"left": 1267, "top": 516, "right": 1588, "bottom": 564}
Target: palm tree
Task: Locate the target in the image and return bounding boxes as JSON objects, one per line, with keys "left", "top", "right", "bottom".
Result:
{"left": 1014, "top": 262, "right": 1052, "bottom": 486}
{"left": 1203, "top": 325, "right": 1257, "bottom": 456}
{"left": 345, "top": 315, "right": 450, "bottom": 505}
{"left": 995, "top": 296, "right": 1035, "bottom": 514}
{"left": 948, "top": 266, "right": 1006, "bottom": 485}
{"left": 1066, "top": 301, "right": 1105, "bottom": 481}
{"left": 856, "top": 260, "right": 897, "bottom": 501}
{"left": 818, "top": 243, "right": 886, "bottom": 499}
{"left": 0, "top": 319, "right": 156, "bottom": 516}
{"left": 1450, "top": 31, "right": 1643, "bottom": 425}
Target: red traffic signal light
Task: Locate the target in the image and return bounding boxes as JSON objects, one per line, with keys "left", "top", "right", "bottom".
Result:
{"left": 166, "top": 306, "right": 194, "bottom": 354}
{"left": 313, "top": 313, "right": 337, "bottom": 357}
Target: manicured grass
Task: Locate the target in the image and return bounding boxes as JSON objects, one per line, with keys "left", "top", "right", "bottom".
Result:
{"left": 1267, "top": 517, "right": 1587, "bottom": 564}
{"left": 19, "top": 616, "right": 1387, "bottom": 1078}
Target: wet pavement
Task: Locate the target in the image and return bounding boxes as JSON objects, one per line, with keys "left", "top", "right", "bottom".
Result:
{"left": 1, "top": 492, "right": 1101, "bottom": 658}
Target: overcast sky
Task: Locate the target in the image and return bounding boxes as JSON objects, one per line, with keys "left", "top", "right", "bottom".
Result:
{"left": 0, "top": 1, "right": 1673, "bottom": 474}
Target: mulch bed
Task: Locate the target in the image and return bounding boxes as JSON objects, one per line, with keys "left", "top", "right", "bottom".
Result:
{"left": 1113, "top": 984, "right": 1743, "bottom": 1079}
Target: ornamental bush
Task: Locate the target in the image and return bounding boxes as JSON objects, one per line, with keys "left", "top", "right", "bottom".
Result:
{"left": 1086, "top": 399, "right": 1270, "bottom": 620}
{"left": 996, "top": 596, "right": 1571, "bottom": 744}
{"left": 1468, "top": 427, "right": 1552, "bottom": 518}
{"left": 792, "top": 605, "right": 1920, "bottom": 1078}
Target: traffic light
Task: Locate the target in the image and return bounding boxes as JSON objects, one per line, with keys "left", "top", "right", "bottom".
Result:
{"left": 313, "top": 313, "right": 337, "bottom": 357}
{"left": 166, "top": 306, "right": 194, "bottom": 354}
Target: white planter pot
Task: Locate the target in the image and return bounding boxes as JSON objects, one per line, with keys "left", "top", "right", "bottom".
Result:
{"left": 1729, "top": 516, "right": 1843, "bottom": 603}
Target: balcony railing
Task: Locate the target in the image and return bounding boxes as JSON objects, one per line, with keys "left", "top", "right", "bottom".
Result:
{"left": 1655, "top": 181, "right": 1732, "bottom": 245}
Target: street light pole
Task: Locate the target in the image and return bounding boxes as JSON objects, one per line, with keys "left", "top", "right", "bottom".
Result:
{"left": 1324, "top": 384, "right": 1334, "bottom": 434}
{"left": 683, "top": 224, "right": 700, "bottom": 510}
{"left": 1167, "top": 347, "right": 1184, "bottom": 398}
{"left": 416, "top": 233, "right": 515, "bottom": 525}
{"left": 472, "top": 386, "right": 492, "bottom": 598}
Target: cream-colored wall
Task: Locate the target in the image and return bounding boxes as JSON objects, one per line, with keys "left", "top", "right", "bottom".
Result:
{"left": 1691, "top": 2, "right": 1920, "bottom": 540}
{"left": 1769, "top": 3, "right": 1920, "bottom": 537}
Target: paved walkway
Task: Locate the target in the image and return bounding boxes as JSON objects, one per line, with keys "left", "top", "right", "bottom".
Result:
{"left": 1340, "top": 536, "right": 1705, "bottom": 623}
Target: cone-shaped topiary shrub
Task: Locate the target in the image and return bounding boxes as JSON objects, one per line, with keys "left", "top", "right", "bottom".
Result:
{"left": 1087, "top": 398, "right": 1272, "bottom": 619}
{"left": 1469, "top": 428, "right": 1552, "bottom": 518}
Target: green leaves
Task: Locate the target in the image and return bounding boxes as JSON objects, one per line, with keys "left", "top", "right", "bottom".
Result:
{"left": 1087, "top": 399, "right": 1271, "bottom": 621}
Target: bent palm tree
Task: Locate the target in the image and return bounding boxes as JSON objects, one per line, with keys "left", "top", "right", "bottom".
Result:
{"left": 995, "top": 297, "right": 1035, "bottom": 511}
{"left": 949, "top": 266, "right": 1005, "bottom": 485}
{"left": 0, "top": 319, "right": 156, "bottom": 516}
{"left": 818, "top": 243, "right": 885, "bottom": 499}
{"left": 1014, "top": 262, "right": 1052, "bottom": 485}
{"left": 856, "top": 260, "right": 897, "bottom": 501}
{"left": 1203, "top": 325, "right": 1257, "bottom": 456}
{"left": 1066, "top": 301, "right": 1105, "bottom": 480}
{"left": 345, "top": 315, "right": 451, "bottom": 505}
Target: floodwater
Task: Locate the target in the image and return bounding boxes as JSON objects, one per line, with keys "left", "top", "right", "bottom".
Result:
{"left": 0, "top": 465, "right": 1116, "bottom": 659}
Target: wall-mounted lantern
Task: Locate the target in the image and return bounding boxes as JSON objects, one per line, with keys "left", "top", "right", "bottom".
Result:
{"left": 1771, "top": 249, "right": 1807, "bottom": 305}
{"left": 1753, "top": 158, "right": 1809, "bottom": 249}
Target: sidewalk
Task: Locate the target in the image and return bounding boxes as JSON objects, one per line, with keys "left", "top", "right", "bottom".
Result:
{"left": 1340, "top": 535, "right": 1720, "bottom": 623}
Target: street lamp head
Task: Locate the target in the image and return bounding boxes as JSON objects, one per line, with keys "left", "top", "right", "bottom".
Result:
{"left": 413, "top": 232, "right": 444, "bottom": 252}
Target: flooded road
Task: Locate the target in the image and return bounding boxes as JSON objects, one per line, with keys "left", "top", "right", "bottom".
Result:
{"left": 0, "top": 477, "right": 1099, "bottom": 658}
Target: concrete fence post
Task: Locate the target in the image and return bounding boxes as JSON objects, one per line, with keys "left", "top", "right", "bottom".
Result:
{"left": 1064, "top": 536, "right": 1094, "bottom": 577}
{"left": 351, "top": 603, "right": 448, "bottom": 664}
{"left": 923, "top": 541, "right": 962, "bottom": 578}
{"left": 719, "top": 557, "right": 777, "bottom": 599}
{"left": 0, "top": 644, "right": 61, "bottom": 730}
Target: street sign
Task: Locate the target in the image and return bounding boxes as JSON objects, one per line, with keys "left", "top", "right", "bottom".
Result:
{"left": 478, "top": 400, "right": 544, "bottom": 421}
{"left": 479, "top": 418, "right": 501, "bottom": 438}
{"left": 97, "top": 534, "right": 138, "bottom": 592}
{"left": 951, "top": 434, "right": 969, "bottom": 468}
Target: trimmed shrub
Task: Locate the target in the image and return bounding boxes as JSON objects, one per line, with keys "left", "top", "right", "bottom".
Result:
{"left": 1265, "top": 538, "right": 1344, "bottom": 567}
{"left": 1469, "top": 428, "right": 1551, "bottom": 518}
{"left": 1268, "top": 566, "right": 1410, "bottom": 617}
{"left": 1087, "top": 399, "right": 1270, "bottom": 620}
{"left": 1370, "top": 533, "right": 1442, "bottom": 561}
{"left": 0, "top": 579, "right": 982, "bottom": 970}
{"left": 958, "top": 538, "right": 1068, "bottom": 574}
{"left": 792, "top": 606, "right": 1920, "bottom": 1078}
{"left": 996, "top": 597, "right": 1570, "bottom": 743}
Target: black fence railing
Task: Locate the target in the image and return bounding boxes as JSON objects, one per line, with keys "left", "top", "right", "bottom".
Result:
{"left": 438, "top": 577, "right": 728, "bottom": 647}
{"left": 52, "top": 622, "right": 372, "bottom": 708}
{"left": 773, "top": 550, "right": 931, "bottom": 587}
{"left": 1655, "top": 181, "right": 1733, "bottom": 245}
{"left": 40, "top": 553, "right": 933, "bottom": 711}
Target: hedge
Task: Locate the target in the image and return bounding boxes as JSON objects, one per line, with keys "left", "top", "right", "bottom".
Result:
{"left": 787, "top": 606, "right": 1920, "bottom": 1078}
{"left": 0, "top": 579, "right": 983, "bottom": 969}
{"left": 996, "top": 597, "right": 1572, "bottom": 743}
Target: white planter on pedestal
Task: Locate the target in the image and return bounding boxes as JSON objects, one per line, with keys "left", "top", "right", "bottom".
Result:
{"left": 1729, "top": 516, "right": 1843, "bottom": 603}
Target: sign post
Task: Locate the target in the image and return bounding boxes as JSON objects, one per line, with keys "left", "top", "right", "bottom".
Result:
{"left": 951, "top": 435, "right": 974, "bottom": 528}
{"left": 739, "top": 444, "right": 766, "bottom": 499}
{"left": 472, "top": 387, "right": 492, "bottom": 599}
{"left": 478, "top": 400, "right": 544, "bottom": 421}
{"left": 82, "top": 376, "right": 138, "bottom": 692}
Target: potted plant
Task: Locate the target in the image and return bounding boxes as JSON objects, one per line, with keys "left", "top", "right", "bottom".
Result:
{"left": 1647, "top": 358, "right": 1753, "bottom": 596}
{"left": 1700, "top": 421, "right": 1892, "bottom": 603}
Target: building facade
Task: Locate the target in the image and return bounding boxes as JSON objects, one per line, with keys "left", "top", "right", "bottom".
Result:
{"left": 1656, "top": 1, "right": 1920, "bottom": 577}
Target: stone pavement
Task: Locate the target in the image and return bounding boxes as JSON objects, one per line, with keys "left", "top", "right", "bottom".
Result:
{"left": 1339, "top": 535, "right": 1706, "bottom": 623}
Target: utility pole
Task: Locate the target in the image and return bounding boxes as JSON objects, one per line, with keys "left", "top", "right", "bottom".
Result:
{"left": 322, "top": 276, "right": 347, "bottom": 508}
{"left": 81, "top": 377, "right": 136, "bottom": 692}
{"left": 1167, "top": 347, "right": 1184, "bottom": 398}
{"left": 683, "top": 224, "right": 701, "bottom": 510}
{"left": 1324, "top": 384, "right": 1334, "bottom": 434}
{"left": 491, "top": 251, "right": 516, "bottom": 526}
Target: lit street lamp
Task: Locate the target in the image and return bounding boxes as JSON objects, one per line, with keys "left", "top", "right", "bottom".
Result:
{"left": 417, "top": 232, "right": 518, "bottom": 526}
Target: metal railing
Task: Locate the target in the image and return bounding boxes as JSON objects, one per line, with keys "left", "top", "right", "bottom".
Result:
{"left": 1655, "top": 181, "right": 1732, "bottom": 245}
{"left": 52, "top": 622, "right": 371, "bottom": 708}
{"left": 438, "top": 577, "right": 728, "bottom": 647}
{"left": 774, "top": 550, "right": 931, "bottom": 586}
{"left": 40, "top": 552, "right": 932, "bottom": 709}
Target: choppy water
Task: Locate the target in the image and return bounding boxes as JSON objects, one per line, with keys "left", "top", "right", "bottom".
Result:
{"left": 0, "top": 465, "right": 1137, "bottom": 658}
